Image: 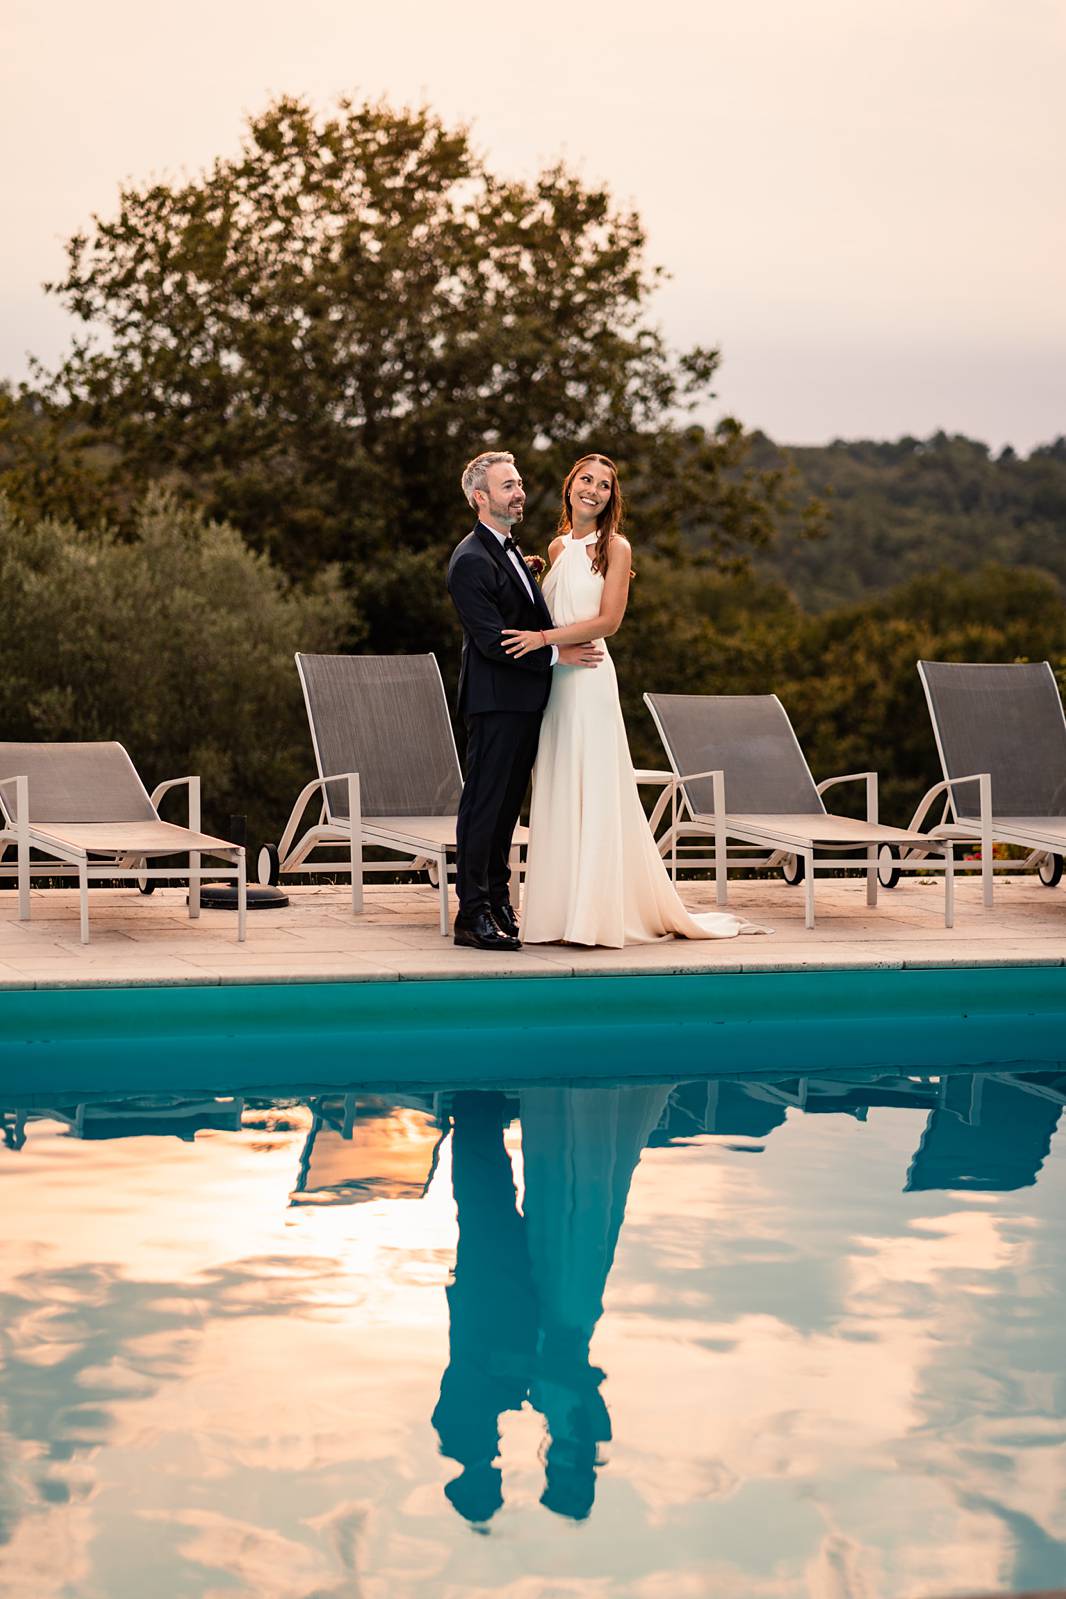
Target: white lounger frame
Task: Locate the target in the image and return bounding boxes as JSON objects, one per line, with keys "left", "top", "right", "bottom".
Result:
{"left": 0, "top": 773, "right": 246, "bottom": 944}
{"left": 649, "top": 766, "right": 956, "bottom": 930}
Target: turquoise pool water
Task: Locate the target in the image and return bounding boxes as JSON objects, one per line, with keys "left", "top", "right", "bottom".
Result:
{"left": 2, "top": 966, "right": 1066, "bottom": 1098}
{"left": 1, "top": 972, "right": 1065, "bottom": 1597}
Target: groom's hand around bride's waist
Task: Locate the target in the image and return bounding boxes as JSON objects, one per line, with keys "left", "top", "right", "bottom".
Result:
{"left": 557, "top": 642, "right": 604, "bottom": 668}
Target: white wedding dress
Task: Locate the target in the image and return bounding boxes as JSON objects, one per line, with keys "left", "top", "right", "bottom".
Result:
{"left": 521, "top": 532, "right": 761, "bottom": 947}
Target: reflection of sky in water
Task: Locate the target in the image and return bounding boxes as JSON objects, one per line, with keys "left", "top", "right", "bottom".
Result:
{"left": 0, "top": 1072, "right": 1064, "bottom": 1597}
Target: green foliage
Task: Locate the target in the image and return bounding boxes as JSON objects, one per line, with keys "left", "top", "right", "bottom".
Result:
{"left": 30, "top": 95, "right": 810, "bottom": 596}
{"left": 0, "top": 491, "right": 352, "bottom": 841}
{"left": 750, "top": 431, "right": 1066, "bottom": 610}
{"left": 0, "top": 382, "right": 127, "bottom": 530}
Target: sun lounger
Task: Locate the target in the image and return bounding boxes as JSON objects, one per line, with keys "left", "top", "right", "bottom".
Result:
{"left": 643, "top": 692, "right": 955, "bottom": 928}
{"left": 894, "top": 660, "right": 1066, "bottom": 906}
{"left": 263, "top": 653, "right": 519, "bottom": 934}
{"left": 0, "top": 741, "right": 246, "bottom": 943}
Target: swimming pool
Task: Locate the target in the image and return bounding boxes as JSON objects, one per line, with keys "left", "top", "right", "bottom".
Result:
{"left": 1, "top": 972, "right": 1064, "bottom": 1597}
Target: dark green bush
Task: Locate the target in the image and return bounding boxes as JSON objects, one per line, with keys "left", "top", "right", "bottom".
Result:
{"left": 0, "top": 490, "right": 353, "bottom": 843}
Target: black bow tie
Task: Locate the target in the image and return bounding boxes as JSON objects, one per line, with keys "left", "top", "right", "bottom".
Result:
{"left": 503, "top": 535, "right": 522, "bottom": 556}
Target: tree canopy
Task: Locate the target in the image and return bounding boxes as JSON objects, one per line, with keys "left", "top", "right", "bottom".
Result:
{"left": 32, "top": 95, "right": 809, "bottom": 590}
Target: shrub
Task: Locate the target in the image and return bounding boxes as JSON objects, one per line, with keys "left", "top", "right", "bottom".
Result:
{"left": 0, "top": 490, "right": 354, "bottom": 844}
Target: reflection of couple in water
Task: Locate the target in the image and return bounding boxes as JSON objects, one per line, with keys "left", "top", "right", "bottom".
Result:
{"left": 432, "top": 1084, "right": 669, "bottom": 1524}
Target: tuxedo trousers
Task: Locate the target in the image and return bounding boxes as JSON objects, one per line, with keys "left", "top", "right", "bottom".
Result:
{"left": 455, "top": 710, "right": 541, "bottom": 918}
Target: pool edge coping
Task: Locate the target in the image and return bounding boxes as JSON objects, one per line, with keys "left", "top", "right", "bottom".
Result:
{"left": 0, "top": 953, "right": 1064, "bottom": 992}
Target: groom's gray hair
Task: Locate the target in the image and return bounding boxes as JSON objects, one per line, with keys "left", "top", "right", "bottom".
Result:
{"left": 461, "top": 450, "right": 515, "bottom": 509}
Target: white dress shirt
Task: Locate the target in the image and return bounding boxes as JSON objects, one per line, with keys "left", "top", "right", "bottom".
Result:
{"left": 485, "top": 526, "right": 559, "bottom": 665}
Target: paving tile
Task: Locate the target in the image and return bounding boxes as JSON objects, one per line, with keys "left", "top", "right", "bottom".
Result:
{"left": 382, "top": 953, "right": 573, "bottom": 980}
{"left": 0, "top": 956, "right": 203, "bottom": 974}
{"left": 0, "top": 962, "right": 35, "bottom": 989}
{"left": 558, "top": 945, "right": 746, "bottom": 976}
{"left": 212, "top": 967, "right": 402, "bottom": 987}
{"left": 901, "top": 953, "right": 1065, "bottom": 969}
{"left": 182, "top": 952, "right": 391, "bottom": 969}
{"left": 390, "top": 964, "right": 572, "bottom": 982}
{"left": 121, "top": 931, "right": 301, "bottom": 947}
{"left": 33, "top": 965, "right": 215, "bottom": 990}
{"left": 283, "top": 931, "right": 418, "bottom": 953}
{"left": 738, "top": 956, "right": 906, "bottom": 973}
{"left": 0, "top": 943, "right": 90, "bottom": 962}
{"left": 181, "top": 946, "right": 402, "bottom": 972}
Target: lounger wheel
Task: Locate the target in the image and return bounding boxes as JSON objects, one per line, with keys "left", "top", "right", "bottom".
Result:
{"left": 426, "top": 859, "right": 440, "bottom": 888}
{"left": 135, "top": 858, "right": 155, "bottom": 895}
{"left": 781, "top": 853, "right": 805, "bottom": 886}
{"left": 258, "top": 844, "right": 281, "bottom": 887}
{"left": 877, "top": 844, "right": 902, "bottom": 889}
{"left": 1038, "top": 853, "right": 1063, "bottom": 887}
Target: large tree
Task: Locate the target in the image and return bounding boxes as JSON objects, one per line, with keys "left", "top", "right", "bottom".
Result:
{"left": 36, "top": 95, "right": 812, "bottom": 598}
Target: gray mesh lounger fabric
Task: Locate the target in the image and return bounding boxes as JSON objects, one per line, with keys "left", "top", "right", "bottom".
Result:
{"left": 296, "top": 653, "right": 462, "bottom": 822}
{"left": 919, "top": 661, "right": 1066, "bottom": 819}
{"left": 0, "top": 742, "right": 156, "bottom": 823}
{"left": 643, "top": 695, "right": 825, "bottom": 817}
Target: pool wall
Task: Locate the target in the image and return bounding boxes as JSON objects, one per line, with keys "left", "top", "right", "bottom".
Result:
{"left": 1, "top": 967, "right": 1064, "bottom": 1101}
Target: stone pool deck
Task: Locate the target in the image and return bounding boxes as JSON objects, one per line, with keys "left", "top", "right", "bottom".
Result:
{"left": 0, "top": 873, "right": 1063, "bottom": 988}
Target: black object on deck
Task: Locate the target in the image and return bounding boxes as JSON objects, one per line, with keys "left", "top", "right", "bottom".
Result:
{"left": 195, "top": 816, "right": 289, "bottom": 910}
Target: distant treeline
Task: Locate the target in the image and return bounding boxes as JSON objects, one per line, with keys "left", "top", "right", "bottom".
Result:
{"left": 746, "top": 431, "right": 1066, "bottom": 610}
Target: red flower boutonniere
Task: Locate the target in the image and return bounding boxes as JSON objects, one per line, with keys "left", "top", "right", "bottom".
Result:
{"left": 524, "top": 554, "right": 546, "bottom": 582}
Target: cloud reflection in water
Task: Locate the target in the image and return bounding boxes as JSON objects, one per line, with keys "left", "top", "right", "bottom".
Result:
{"left": 0, "top": 1067, "right": 1063, "bottom": 1596}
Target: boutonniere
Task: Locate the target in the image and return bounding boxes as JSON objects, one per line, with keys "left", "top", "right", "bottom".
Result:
{"left": 523, "top": 554, "right": 546, "bottom": 583}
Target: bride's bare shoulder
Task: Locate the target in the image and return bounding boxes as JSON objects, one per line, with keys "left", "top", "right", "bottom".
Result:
{"left": 548, "top": 534, "right": 567, "bottom": 564}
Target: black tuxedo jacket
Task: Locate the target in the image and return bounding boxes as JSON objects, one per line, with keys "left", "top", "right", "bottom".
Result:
{"left": 447, "top": 523, "right": 555, "bottom": 716}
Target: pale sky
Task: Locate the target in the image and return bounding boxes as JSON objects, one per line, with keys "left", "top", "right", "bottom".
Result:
{"left": 3, "top": 0, "right": 1064, "bottom": 450}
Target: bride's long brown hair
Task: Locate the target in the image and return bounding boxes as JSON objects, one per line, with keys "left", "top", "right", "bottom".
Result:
{"left": 557, "top": 453, "right": 625, "bottom": 576}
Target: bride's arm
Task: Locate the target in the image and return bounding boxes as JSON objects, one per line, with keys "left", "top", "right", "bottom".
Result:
{"left": 503, "top": 537, "right": 632, "bottom": 657}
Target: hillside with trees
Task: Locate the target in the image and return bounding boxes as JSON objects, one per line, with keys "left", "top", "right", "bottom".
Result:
{"left": 748, "top": 431, "right": 1066, "bottom": 610}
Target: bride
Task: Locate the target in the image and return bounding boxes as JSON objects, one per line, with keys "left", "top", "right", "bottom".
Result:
{"left": 503, "top": 453, "right": 764, "bottom": 947}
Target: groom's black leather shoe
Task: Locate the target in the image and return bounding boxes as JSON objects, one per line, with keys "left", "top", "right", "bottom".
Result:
{"left": 454, "top": 909, "right": 521, "bottom": 952}
{"left": 490, "top": 902, "right": 520, "bottom": 941}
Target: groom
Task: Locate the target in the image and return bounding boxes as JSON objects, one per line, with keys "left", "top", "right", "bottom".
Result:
{"left": 447, "top": 451, "right": 601, "bottom": 951}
